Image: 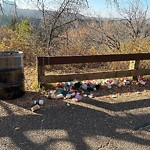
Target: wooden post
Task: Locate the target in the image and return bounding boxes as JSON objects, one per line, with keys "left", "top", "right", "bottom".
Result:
{"left": 37, "top": 57, "right": 45, "bottom": 84}
{"left": 129, "top": 60, "right": 140, "bottom": 80}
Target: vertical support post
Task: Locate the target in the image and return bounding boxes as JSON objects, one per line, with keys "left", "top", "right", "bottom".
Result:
{"left": 129, "top": 60, "right": 140, "bottom": 80}
{"left": 37, "top": 57, "right": 45, "bottom": 85}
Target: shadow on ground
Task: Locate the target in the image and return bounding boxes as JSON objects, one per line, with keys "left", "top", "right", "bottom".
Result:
{"left": 82, "top": 98, "right": 150, "bottom": 111}
{"left": 0, "top": 90, "right": 150, "bottom": 150}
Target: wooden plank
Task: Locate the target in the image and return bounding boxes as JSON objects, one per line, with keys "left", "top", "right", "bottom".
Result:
{"left": 41, "top": 69, "right": 150, "bottom": 83}
{"left": 37, "top": 53, "right": 150, "bottom": 65}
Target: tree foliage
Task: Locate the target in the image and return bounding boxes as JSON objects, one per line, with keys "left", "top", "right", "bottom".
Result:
{"left": 0, "top": 0, "right": 150, "bottom": 67}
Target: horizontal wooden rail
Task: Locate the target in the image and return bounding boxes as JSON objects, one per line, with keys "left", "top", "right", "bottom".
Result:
{"left": 40, "top": 69, "right": 150, "bottom": 83}
{"left": 37, "top": 53, "right": 150, "bottom": 65}
{"left": 37, "top": 53, "right": 150, "bottom": 83}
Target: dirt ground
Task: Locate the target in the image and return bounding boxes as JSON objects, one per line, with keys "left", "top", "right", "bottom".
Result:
{"left": 0, "top": 67, "right": 150, "bottom": 150}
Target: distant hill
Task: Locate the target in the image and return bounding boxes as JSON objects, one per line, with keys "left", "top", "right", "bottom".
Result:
{"left": 17, "top": 9, "right": 44, "bottom": 18}
{"left": 0, "top": 0, "right": 43, "bottom": 18}
{"left": 0, "top": 7, "right": 44, "bottom": 18}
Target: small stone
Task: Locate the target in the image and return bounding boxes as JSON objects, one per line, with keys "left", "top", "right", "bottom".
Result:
{"left": 66, "top": 103, "right": 70, "bottom": 106}
{"left": 15, "top": 127, "right": 20, "bottom": 131}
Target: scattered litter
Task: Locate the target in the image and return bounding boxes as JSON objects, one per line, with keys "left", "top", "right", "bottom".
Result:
{"left": 95, "top": 82, "right": 100, "bottom": 90}
{"left": 55, "top": 94, "right": 64, "bottom": 99}
{"left": 83, "top": 94, "right": 88, "bottom": 97}
{"left": 81, "top": 82, "right": 87, "bottom": 91}
{"left": 107, "top": 85, "right": 112, "bottom": 89}
{"left": 138, "top": 77, "right": 146, "bottom": 85}
{"left": 66, "top": 103, "right": 70, "bottom": 106}
{"left": 44, "top": 77, "right": 147, "bottom": 101}
{"left": 46, "top": 90, "right": 56, "bottom": 99}
{"left": 46, "top": 80, "right": 100, "bottom": 101}
{"left": 112, "top": 95, "right": 117, "bottom": 98}
{"left": 105, "top": 79, "right": 113, "bottom": 89}
{"left": 118, "top": 83, "right": 122, "bottom": 87}
{"left": 123, "top": 78, "right": 131, "bottom": 85}
{"left": 31, "top": 104, "right": 40, "bottom": 112}
{"left": 46, "top": 94, "right": 51, "bottom": 99}
{"left": 112, "top": 79, "right": 119, "bottom": 85}
{"left": 15, "top": 127, "right": 20, "bottom": 131}
{"left": 136, "top": 91, "right": 141, "bottom": 94}
{"left": 72, "top": 93, "right": 82, "bottom": 102}
{"left": 34, "top": 99, "right": 44, "bottom": 105}
{"left": 41, "top": 119, "right": 45, "bottom": 122}
{"left": 65, "top": 94, "right": 71, "bottom": 99}
{"left": 88, "top": 93, "right": 94, "bottom": 98}
{"left": 72, "top": 98, "right": 79, "bottom": 102}
{"left": 71, "top": 92, "right": 76, "bottom": 97}
{"left": 139, "top": 81, "right": 146, "bottom": 85}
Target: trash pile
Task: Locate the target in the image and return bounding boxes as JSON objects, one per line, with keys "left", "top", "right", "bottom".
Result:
{"left": 46, "top": 80, "right": 100, "bottom": 102}
{"left": 30, "top": 77, "right": 147, "bottom": 112}
{"left": 31, "top": 99, "right": 44, "bottom": 112}
{"left": 44, "top": 77, "right": 147, "bottom": 102}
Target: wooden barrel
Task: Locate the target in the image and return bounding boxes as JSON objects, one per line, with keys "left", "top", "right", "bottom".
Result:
{"left": 0, "top": 51, "right": 25, "bottom": 100}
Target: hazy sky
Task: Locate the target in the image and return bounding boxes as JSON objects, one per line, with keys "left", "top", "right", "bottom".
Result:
{"left": 88, "top": 0, "right": 150, "bottom": 17}
{"left": 8, "top": 0, "right": 150, "bottom": 18}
